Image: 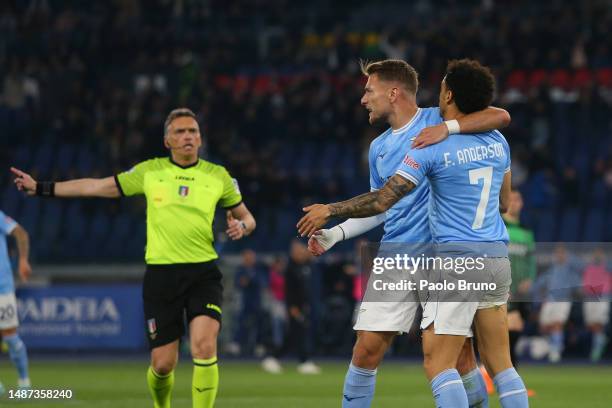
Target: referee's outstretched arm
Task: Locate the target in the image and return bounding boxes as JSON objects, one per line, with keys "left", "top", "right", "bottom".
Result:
{"left": 10, "top": 167, "right": 120, "bottom": 198}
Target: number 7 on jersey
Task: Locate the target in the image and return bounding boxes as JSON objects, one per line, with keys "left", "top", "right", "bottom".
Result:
{"left": 468, "top": 166, "right": 493, "bottom": 230}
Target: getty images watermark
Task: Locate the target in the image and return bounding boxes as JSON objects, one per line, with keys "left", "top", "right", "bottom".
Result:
{"left": 356, "top": 242, "right": 612, "bottom": 303}
{"left": 370, "top": 253, "right": 495, "bottom": 292}
{"left": 357, "top": 242, "right": 511, "bottom": 303}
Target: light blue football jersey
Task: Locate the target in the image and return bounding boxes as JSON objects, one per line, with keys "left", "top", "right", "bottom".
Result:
{"left": 0, "top": 210, "right": 17, "bottom": 294}
{"left": 395, "top": 130, "right": 510, "bottom": 247}
{"left": 369, "top": 107, "right": 443, "bottom": 243}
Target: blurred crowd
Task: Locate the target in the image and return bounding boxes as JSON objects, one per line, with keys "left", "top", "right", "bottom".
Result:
{"left": 225, "top": 242, "right": 611, "bottom": 365}
{"left": 1, "top": 0, "right": 612, "bottom": 259}
{"left": 0, "top": 0, "right": 611, "bottom": 363}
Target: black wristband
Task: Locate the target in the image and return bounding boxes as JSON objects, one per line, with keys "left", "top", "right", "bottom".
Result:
{"left": 338, "top": 225, "right": 346, "bottom": 241}
{"left": 35, "top": 181, "right": 55, "bottom": 197}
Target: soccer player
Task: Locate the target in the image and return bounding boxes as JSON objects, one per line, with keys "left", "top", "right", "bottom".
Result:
{"left": 503, "top": 191, "right": 536, "bottom": 367}
{"left": 304, "top": 59, "right": 511, "bottom": 408}
{"left": 11, "top": 108, "right": 256, "bottom": 408}
{"left": 299, "top": 59, "right": 528, "bottom": 408}
{"left": 0, "top": 210, "right": 32, "bottom": 395}
{"left": 536, "top": 244, "right": 583, "bottom": 363}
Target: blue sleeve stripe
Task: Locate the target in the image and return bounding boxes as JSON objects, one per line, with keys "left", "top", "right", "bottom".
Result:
{"left": 395, "top": 170, "right": 419, "bottom": 186}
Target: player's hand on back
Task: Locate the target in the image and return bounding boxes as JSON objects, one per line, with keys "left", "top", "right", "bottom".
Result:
{"left": 18, "top": 259, "right": 32, "bottom": 283}
{"left": 225, "top": 210, "right": 245, "bottom": 240}
{"left": 411, "top": 123, "right": 449, "bottom": 149}
{"left": 10, "top": 167, "right": 37, "bottom": 195}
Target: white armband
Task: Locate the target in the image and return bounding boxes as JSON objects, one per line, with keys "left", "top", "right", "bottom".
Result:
{"left": 445, "top": 119, "right": 460, "bottom": 135}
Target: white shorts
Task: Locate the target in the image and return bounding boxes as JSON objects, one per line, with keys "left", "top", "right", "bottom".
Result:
{"left": 420, "top": 257, "right": 511, "bottom": 336}
{"left": 583, "top": 301, "right": 610, "bottom": 326}
{"left": 353, "top": 300, "right": 419, "bottom": 333}
{"left": 539, "top": 301, "right": 571, "bottom": 326}
{"left": 353, "top": 264, "right": 425, "bottom": 333}
{"left": 0, "top": 292, "right": 19, "bottom": 329}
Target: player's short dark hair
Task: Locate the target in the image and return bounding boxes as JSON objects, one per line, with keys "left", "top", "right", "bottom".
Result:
{"left": 164, "top": 108, "right": 197, "bottom": 136}
{"left": 444, "top": 59, "right": 495, "bottom": 114}
{"left": 360, "top": 59, "right": 419, "bottom": 95}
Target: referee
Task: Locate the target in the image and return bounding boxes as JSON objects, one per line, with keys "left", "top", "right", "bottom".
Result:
{"left": 11, "top": 108, "right": 256, "bottom": 408}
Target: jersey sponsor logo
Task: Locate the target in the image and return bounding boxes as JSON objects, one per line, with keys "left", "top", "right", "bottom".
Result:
{"left": 206, "top": 303, "right": 222, "bottom": 314}
{"left": 175, "top": 175, "right": 195, "bottom": 181}
{"left": 147, "top": 318, "right": 157, "bottom": 339}
{"left": 178, "top": 185, "right": 190, "bottom": 197}
{"left": 403, "top": 154, "right": 420, "bottom": 170}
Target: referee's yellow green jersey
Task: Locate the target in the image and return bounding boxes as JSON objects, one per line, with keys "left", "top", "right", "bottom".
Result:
{"left": 115, "top": 158, "right": 242, "bottom": 264}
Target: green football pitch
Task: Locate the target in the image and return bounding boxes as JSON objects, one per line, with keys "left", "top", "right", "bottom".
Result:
{"left": 1, "top": 360, "right": 611, "bottom": 407}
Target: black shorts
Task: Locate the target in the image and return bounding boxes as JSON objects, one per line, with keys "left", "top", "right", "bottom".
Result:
{"left": 143, "top": 261, "right": 223, "bottom": 349}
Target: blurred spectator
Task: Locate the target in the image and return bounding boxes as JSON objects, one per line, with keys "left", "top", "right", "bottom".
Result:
{"left": 319, "top": 257, "right": 356, "bottom": 354}
{"left": 262, "top": 240, "right": 321, "bottom": 374}
{"left": 582, "top": 248, "right": 611, "bottom": 362}
{"left": 228, "top": 249, "right": 267, "bottom": 356}
{"left": 266, "top": 255, "right": 287, "bottom": 357}
{"left": 534, "top": 244, "right": 584, "bottom": 363}
{"left": 2, "top": 1, "right": 612, "bottom": 255}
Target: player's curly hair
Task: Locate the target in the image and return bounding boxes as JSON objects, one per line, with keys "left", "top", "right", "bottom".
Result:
{"left": 164, "top": 108, "right": 197, "bottom": 137}
{"left": 444, "top": 59, "right": 495, "bottom": 114}
{"left": 360, "top": 59, "right": 419, "bottom": 95}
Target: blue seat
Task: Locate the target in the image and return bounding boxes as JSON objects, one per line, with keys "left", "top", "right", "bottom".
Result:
{"left": 32, "top": 144, "right": 55, "bottom": 177}
{"left": 76, "top": 147, "right": 95, "bottom": 176}
{"left": 63, "top": 202, "right": 86, "bottom": 258}
{"left": 39, "top": 201, "right": 63, "bottom": 240}
{"left": 20, "top": 199, "right": 40, "bottom": 236}
{"left": 105, "top": 214, "right": 133, "bottom": 258}
{"left": 559, "top": 208, "right": 581, "bottom": 242}
{"left": 11, "top": 146, "right": 32, "bottom": 169}
{"left": 606, "top": 212, "right": 612, "bottom": 242}
{"left": 582, "top": 210, "right": 604, "bottom": 242}
{"left": 589, "top": 180, "right": 609, "bottom": 209}
{"left": 1, "top": 186, "right": 22, "bottom": 218}
{"left": 533, "top": 210, "right": 556, "bottom": 242}
{"left": 125, "top": 218, "right": 146, "bottom": 259}
{"left": 56, "top": 144, "right": 76, "bottom": 178}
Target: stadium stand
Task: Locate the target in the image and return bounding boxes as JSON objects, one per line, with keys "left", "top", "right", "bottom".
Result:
{"left": 2, "top": 1, "right": 611, "bottom": 260}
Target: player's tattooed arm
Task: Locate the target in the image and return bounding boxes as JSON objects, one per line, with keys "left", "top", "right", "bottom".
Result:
{"left": 297, "top": 175, "right": 415, "bottom": 237}
{"left": 329, "top": 175, "right": 415, "bottom": 218}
